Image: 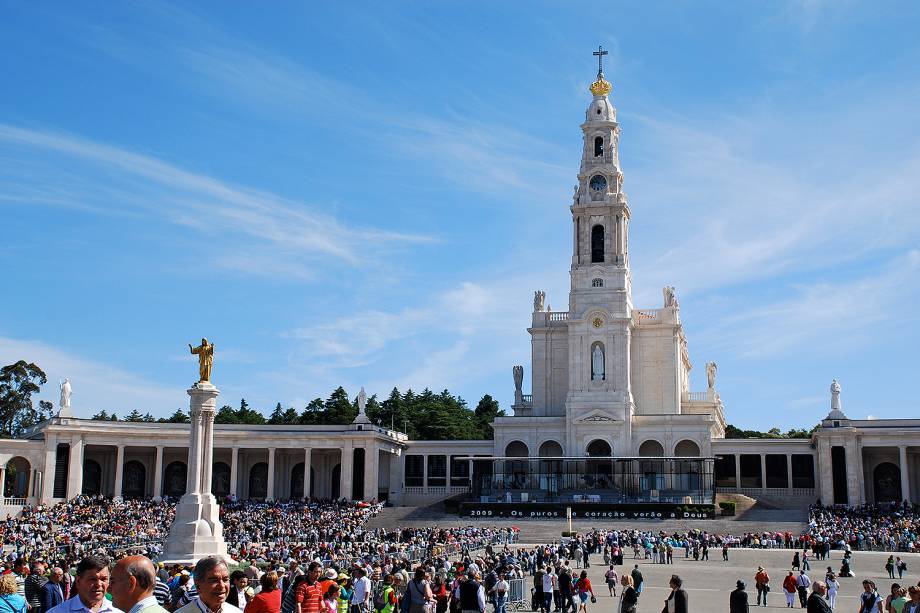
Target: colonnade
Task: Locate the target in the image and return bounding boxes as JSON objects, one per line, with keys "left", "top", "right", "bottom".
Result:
{"left": 49, "top": 438, "right": 387, "bottom": 503}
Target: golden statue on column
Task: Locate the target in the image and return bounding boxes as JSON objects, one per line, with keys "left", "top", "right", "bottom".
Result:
{"left": 189, "top": 338, "right": 214, "bottom": 383}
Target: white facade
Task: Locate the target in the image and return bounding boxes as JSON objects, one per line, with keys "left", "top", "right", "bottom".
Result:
{"left": 1, "top": 66, "right": 919, "bottom": 514}
{"left": 494, "top": 71, "right": 724, "bottom": 461}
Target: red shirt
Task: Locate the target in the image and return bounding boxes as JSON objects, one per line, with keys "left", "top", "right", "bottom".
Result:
{"left": 297, "top": 582, "right": 323, "bottom": 613}
{"left": 245, "top": 590, "right": 282, "bottom": 613}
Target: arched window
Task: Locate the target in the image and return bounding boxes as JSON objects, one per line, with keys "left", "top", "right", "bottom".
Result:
{"left": 594, "top": 136, "right": 604, "bottom": 157}
{"left": 591, "top": 225, "right": 604, "bottom": 263}
{"left": 591, "top": 342, "right": 605, "bottom": 381}
{"left": 592, "top": 278, "right": 603, "bottom": 287}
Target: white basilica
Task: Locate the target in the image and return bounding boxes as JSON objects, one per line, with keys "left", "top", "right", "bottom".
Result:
{"left": 1, "top": 57, "right": 918, "bottom": 518}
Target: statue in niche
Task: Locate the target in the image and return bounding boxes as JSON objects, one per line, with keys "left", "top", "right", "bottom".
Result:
{"left": 706, "top": 362, "right": 717, "bottom": 390}
{"left": 512, "top": 366, "right": 523, "bottom": 393}
{"left": 830, "top": 379, "right": 841, "bottom": 410}
{"left": 591, "top": 344, "right": 605, "bottom": 381}
{"left": 663, "top": 286, "right": 679, "bottom": 308}
{"left": 533, "top": 290, "right": 545, "bottom": 312}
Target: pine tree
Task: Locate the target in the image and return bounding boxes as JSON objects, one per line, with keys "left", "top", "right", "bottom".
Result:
{"left": 125, "top": 409, "right": 144, "bottom": 422}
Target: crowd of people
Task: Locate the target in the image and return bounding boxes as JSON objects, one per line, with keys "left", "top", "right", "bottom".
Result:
{"left": 1, "top": 496, "right": 920, "bottom": 613}
{"left": 807, "top": 503, "right": 920, "bottom": 553}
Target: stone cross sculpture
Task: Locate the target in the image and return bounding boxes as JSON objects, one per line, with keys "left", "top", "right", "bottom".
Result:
{"left": 830, "top": 379, "right": 841, "bottom": 411}
{"left": 706, "top": 362, "right": 717, "bottom": 390}
{"left": 533, "top": 290, "right": 546, "bottom": 312}
{"left": 59, "top": 378, "right": 73, "bottom": 417}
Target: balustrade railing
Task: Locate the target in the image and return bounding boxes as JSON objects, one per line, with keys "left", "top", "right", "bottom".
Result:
{"left": 548, "top": 311, "right": 569, "bottom": 322}
{"left": 522, "top": 394, "right": 533, "bottom": 403}
{"left": 2, "top": 498, "right": 26, "bottom": 506}
{"left": 634, "top": 309, "right": 661, "bottom": 322}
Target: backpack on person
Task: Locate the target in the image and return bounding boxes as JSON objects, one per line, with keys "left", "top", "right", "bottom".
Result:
{"left": 373, "top": 584, "right": 387, "bottom": 611}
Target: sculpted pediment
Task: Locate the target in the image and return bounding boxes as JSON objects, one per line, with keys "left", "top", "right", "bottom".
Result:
{"left": 575, "top": 409, "right": 619, "bottom": 423}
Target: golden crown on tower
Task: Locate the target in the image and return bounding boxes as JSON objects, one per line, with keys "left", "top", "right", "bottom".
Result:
{"left": 590, "top": 77, "right": 612, "bottom": 96}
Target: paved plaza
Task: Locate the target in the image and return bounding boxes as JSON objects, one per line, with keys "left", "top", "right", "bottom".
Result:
{"left": 508, "top": 544, "right": 918, "bottom": 612}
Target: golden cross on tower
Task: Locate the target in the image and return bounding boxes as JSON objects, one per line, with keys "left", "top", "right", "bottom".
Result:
{"left": 593, "top": 45, "right": 608, "bottom": 78}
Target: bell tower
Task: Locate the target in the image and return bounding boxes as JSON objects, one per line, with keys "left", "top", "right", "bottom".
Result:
{"left": 564, "top": 47, "right": 634, "bottom": 455}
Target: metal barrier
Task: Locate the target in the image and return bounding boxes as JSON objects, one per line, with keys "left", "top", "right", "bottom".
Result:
{"left": 506, "top": 578, "right": 528, "bottom": 611}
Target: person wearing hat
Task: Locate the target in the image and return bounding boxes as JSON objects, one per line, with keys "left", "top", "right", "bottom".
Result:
{"left": 730, "top": 580, "right": 749, "bottom": 613}
{"left": 754, "top": 567, "right": 769, "bottom": 607}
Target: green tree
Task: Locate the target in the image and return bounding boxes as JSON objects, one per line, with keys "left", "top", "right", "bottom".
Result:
{"left": 215, "top": 404, "right": 238, "bottom": 424}
{"left": 473, "top": 394, "right": 504, "bottom": 439}
{"left": 124, "top": 409, "right": 145, "bottom": 422}
{"left": 0, "top": 360, "right": 48, "bottom": 438}
{"left": 91, "top": 410, "right": 110, "bottom": 421}
{"left": 159, "top": 408, "right": 190, "bottom": 423}
{"left": 142, "top": 412, "right": 156, "bottom": 422}
{"left": 299, "top": 398, "right": 324, "bottom": 425}
{"left": 268, "top": 403, "right": 300, "bottom": 425}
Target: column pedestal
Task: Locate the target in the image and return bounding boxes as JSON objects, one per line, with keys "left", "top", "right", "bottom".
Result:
{"left": 160, "top": 382, "right": 231, "bottom": 564}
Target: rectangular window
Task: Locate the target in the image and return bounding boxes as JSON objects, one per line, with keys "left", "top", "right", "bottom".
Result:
{"left": 831, "top": 446, "right": 848, "bottom": 504}
{"left": 791, "top": 454, "right": 816, "bottom": 489}
{"left": 739, "top": 454, "right": 762, "bottom": 488}
{"left": 714, "top": 454, "right": 736, "bottom": 488}
{"left": 404, "top": 455, "right": 424, "bottom": 487}
{"left": 450, "top": 455, "right": 470, "bottom": 487}
{"left": 427, "top": 455, "right": 446, "bottom": 487}
{"left": 765, "top": 454, "right": 789, "bottom": 488}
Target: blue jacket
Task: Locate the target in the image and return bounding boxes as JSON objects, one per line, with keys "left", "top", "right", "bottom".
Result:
{"left": 39, "top": 582, "right": 64, "bottom": 613}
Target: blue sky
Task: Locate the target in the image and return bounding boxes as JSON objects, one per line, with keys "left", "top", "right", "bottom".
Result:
{"left": 1, "top": 2, "right": 919, "bottom": 430}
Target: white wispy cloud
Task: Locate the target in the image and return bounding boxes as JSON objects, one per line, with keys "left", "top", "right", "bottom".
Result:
{"left": 695, "top": 249, "right": 920, "bottom": 358}
{"left": 0, "top": 336, "right": 184, "bottom": 416}
{"left": 0, "top": 124, "right": 430, "bottom": 276}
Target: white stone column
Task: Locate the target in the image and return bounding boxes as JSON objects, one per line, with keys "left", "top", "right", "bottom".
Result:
{"left": 900, "top": 446, "right": 911, "bottom": 503}
{"left": 266, "top": 448, "right": 276, "bottom": 501}
{"left": 734, "top": 454, "right": 742, "bottom": 491}
{"left": 0, "top": 467, "right": 4, "bottom": 499}
{"left": 161, "top": 382, "right": 229, "bottom": 564}
{"left": 230, "top": 446, "right": 239, "bottom": 498}
{"left": 340, "top": 443, "right": 354, "bottom": 500}
{"left": 786, "top": 454, "right": 794, "bottom": 489}
{"left": 303, "top": 448, "right": 312, "bottom": 499}
{"left": 153, "top": 446, "right": 164, "bottom": 501}
{"left": 186, "top": 410, "right": 203, "bottom": 495}
{"left": 817, "top": 438, "right": 833, "bottom": 505}
{"left": 363, "top": 445, "right": 378, "bottom": 501}
{"left": 113, "top": 445, "right": 125, "bottom": 500}
{"left": 844, "top": 439, "right": 862, "bottom": 506}
{"left": 66, "top": 437, "right": 84, "bottom": 499}
{"left": 759, "top": 453, "right": 767, "bottom": 489}
{"left": 423, "top": 454, "right": 429, "bottom": 493}
{"left": 41, "top": 437, "right": 57, "bottom": 502}
{"left": 446, "top": 454, "right": 452, "bottom": 490}
{"left": 201, "top": 417, "right": 214, "bottom": 495}
{"left": 388, "top": 451, "right": 403, "bottom": 505}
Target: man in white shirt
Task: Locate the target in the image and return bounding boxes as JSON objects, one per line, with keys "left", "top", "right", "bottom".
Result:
{"left": 795, "top": 571, "right": 811, "bottom": 609}
{"left": 109, "top": 556, "right": 169, "bottom": 613}
{"left": 175, "top": 557, "right": 242, "bottom": 613}
{"left": 47, "top": 556, "right": 123, "bottom": 613}
{"left": 350, "top": 567, "right": 372, "bottom": 613}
